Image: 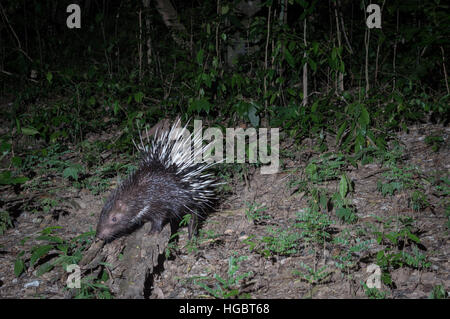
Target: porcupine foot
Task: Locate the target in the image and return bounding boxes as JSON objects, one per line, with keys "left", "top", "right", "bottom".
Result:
{"left": 150, "top": 219, "right": 164, "bottom": 234}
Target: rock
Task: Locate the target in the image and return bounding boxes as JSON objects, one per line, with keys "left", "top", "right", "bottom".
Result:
{"left": 24, "top": 280, "right": 40, "bottom": 288}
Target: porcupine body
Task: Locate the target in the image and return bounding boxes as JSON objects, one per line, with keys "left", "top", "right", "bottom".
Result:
{"left": 96, "top": 120, "right": 218, "bottom": 241}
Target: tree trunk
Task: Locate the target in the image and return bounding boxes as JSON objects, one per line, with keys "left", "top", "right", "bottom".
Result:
{"left": 154, "top": 0, "right": 188, "bottom": 49}
{"left": 64, "top": 222, "right": 171, "bottom": 299}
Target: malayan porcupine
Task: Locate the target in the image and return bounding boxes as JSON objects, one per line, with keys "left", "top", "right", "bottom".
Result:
{"left": 96, "top": 119, "right": 220, "bottom": 241}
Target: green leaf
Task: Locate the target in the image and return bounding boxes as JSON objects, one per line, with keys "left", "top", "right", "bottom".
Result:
{"left": 14, "top": 258, "right": 25, "bottom": 277}
{"left": 2, "top": 172, "right": 15, "bottom": 184}
{"left": 57, "top": 244, "right": 69, "bottom": 254}
{"left": 336, "top": 122, "right": 347, "bottom": 143}
{"left": 134, "top": 91, "right": 144, "bottom": 103}
{"left": 305, "top": 163, "right": 318, "bottom": 180}
{"left": 41, "top": 226, "right": 63, "bottom": 235}
{"left": 0, "top": 141, "right": 12, "bottom": 153}
{"left": 21, "top": 127, "right": 40, "bottom": 136}
{"left": 11, "top": 156, "right": 22, "bottom": 168}
{"left": 30, "top": 245, "right": 54, "bottom": 267}
{"left": 63, "top": 164, "right": 83, "bottom": 181}
{"left": 196, "top": 49, "right": 204, "bottom": 65}
{"left": 36, "top": 262, "right": 54, "bottom": 277}
{"left": 221, "top": 5, "right": 229, "bottom": 14}
{"left": 331, "top": 47, "right": 337, "bottom": 61}
{"left": 0, "top": 171, "right": 29, "bottom": 185}
{"left": 188, "top": 98, "right": 211, "bottom": 114}
{"left": 311, "top": 100, "right": 319, "bottom": 113}
{"left": 46, "top": 72, "right": 53, "bottom": 83}
{"left": 311, "top": 42, "right": 319, "bottom": 55}
{"left": 359, "top": 106, "right": 370, "bottom": 126}
{"left": 11, "top": 176, "right": 29, "bottom": 184}
{"left": 406, "top": 232, "right": 420, "bottom": 244}
{"left": 339, "top": 175, "right": 348, "bottom": 198}
{"left": 36, "top": 235, "right": 64, "bottom": 244}
{"left": 354, "top": 134, "right": 365, "bottom": 152}
{"left": 284, "top": 48, "right": 295, "bottom": 68}
{"left": 308, "top": 58, "right": 317, "bottom": 72}
{"left": 381, "top": 272, "right": 392, "bottom": 285}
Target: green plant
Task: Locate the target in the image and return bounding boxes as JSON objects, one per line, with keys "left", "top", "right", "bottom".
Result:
{"left": 304, "top": 153, "right": 349, "bottom": 183}
{"left": 377, "top": 166, "right": 417, "bottom": 196}
{"left": 410, "top": 190, "right": 430, "bottom": 212}
{"left": 333, "top": 238, "right": 374, "bottom": 271}
{"left": 0, "top": 211, "right": 13, "bottom": 235}
{"left": 245, "top": 202, "right": 271, "bottom": 224}
{"left": 165, "top": 232, "right": 181, "bottom": 259}
{"left": 293, "top": 262, "right": 331, "bottom": 285}
{"left": 14, "top": 226, "right": 95, "bottom": 277}
{"left": 332, "top": 174, "right": 358, "bottom": 223}
{"left": 375, "top": 246, "right": 430, "bottom": 287}
{"left": 424, "top": 135, "right": 444, "bottom": 152}
{"left": 370, "top": 216, "right": 430, "bottom": 286}
{"left": 74, "top": 270, "right": 113, "bottom": 299}
{"left": 375, "top": 144, "right": 404, "bottom": 167}
{"left": 295, "top": 208, "right": 332, "bottom": 244}
{"left": 194, "top": 254, "right": 253, "bottom": 299}
{"left": 374, "top": 216, "right": 421, "bottom": 248}
{"left": 177, "top": 215, "right": 222, "bottom": 254}
{"left": 242, "top": 235, "right": 258, "bottom": 253}
{"left": 428, "top": 285, "right": 447, "bottom": 299}
{"left": 361, "top": 282, "right": 387, "bottom": 299}
{"left": 261, "top": 226, "right": 303, "bottom": 257}
{"left": 39, "top": 197, "right": 59, "bottom": 214}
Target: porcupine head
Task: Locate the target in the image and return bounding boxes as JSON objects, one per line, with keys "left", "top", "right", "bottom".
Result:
{"left": 96, "top": 159, "right": 184, "bottom": 241}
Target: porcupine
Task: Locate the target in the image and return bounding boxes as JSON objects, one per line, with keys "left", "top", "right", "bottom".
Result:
{"left": 96, "top": 120, "right": 220, "bottom": 241}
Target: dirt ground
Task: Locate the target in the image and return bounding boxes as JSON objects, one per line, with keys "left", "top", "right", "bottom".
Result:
{"left": 0, "top": 122, "right": 448, "bottom": 299}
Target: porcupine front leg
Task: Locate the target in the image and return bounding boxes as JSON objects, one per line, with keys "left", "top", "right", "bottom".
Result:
{"left": 150, "top": 218, "right": 164, "bottom": 233}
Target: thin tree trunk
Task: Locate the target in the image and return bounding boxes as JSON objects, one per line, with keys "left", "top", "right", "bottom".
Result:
{"left": 154, "top": 0, "right": 188, "bottom": 49}
{"left": 333, "top": 1, "right": 344, "bottom": 92}
{"left": 441, "top": 46, "right": 450, "bottom": 95}
{"left": 264, "top": 5, "right": 272, "bottom": 113}
{"left": 364, "top": 27, "right": 370, "bottom": 97}
{"left": 392, "top": 8, "right": 399, "bottom": 92}
{"left": 374, "top": 40, "right": 380, "bottom": 86}
{"left": 138, "top": 9, "right": 143, "bottom": 81}
{"left": 142, "top": 0, "right": 153, "bottom": 69}
{"left": 302, "top": 18, "right": 308, "bottom": 106}
{"left": 216, "top": 0, "right": 220, "bottom": 63}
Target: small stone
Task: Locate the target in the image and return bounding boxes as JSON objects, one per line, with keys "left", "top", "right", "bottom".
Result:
{"left": 24, "top": 280, "right": 40, "bottom": 288}
{"left": 32, "top": 217, "right": 43, "bottom": 224}
{"left": 280, "top": 257, "right": 291, "bottom": 265}
{"left": 421, "top": 272, "right": 437, "bottom": 285}
{"left": 75, "top": 199, "right": 87, "bottom": 209}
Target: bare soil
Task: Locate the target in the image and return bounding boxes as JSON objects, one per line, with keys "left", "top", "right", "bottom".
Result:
{"left": 0, "top": 122, "right": 448, "bottom": 299}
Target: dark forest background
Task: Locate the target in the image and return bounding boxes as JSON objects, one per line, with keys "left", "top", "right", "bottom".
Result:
{"left": 1, "top": 0, "right": 448, "bottom": 149}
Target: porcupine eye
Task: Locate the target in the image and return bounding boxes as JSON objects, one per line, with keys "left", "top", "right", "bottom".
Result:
{"left": 111, "top": 217, "right": 117, "bottom": 222}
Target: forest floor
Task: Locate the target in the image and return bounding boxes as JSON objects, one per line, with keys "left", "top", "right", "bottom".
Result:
{"left": 0, "top": 117, "right": 448, "bottom": 299}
